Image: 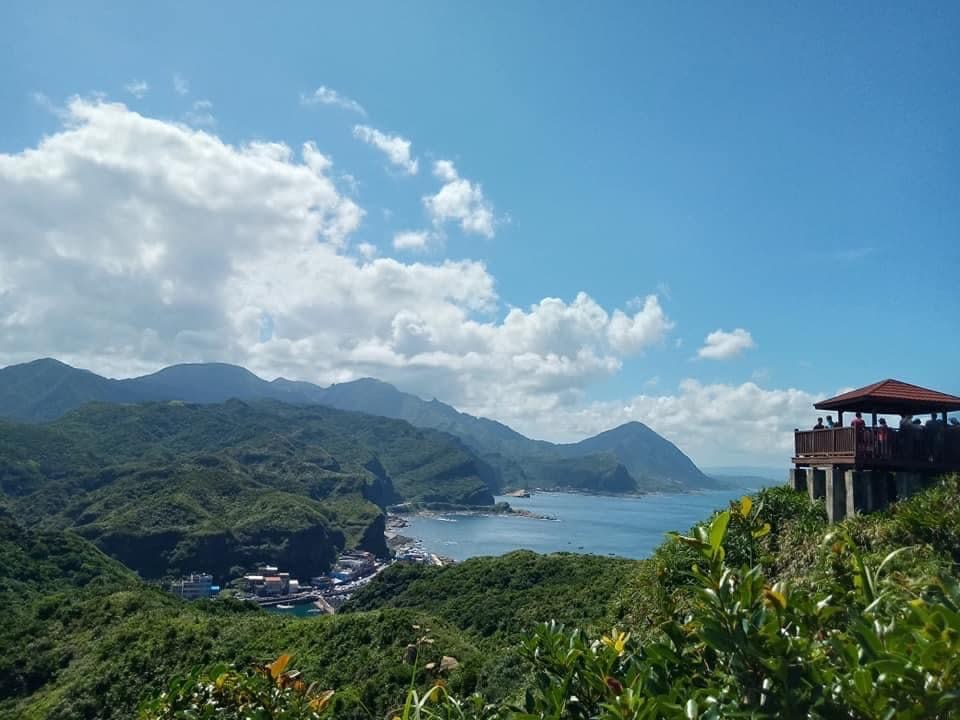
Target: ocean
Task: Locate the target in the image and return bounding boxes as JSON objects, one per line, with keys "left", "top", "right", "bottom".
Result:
{"left": 401, "top": 487, "right": 765, "bottom": 561}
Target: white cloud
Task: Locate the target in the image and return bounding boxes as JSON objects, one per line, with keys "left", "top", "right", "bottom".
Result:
{"left": 698, "top": 328, "right": 756, "bottom": 360}
{"left": 173, "top": 73, "right": 189, "bottom": 96}
{"left": 352, "top": 125, "right": 418, "bottom": 175}
{"left": 393, "top": 230, "right": 432, "bottom": 251}
{"left": 607, "top": 295, "right": 673, "bottom": 354}
{"left": 184, "top": 99, "right": 215, "bottom": 127}
{"left": 423, "top": 160, "right": 494, "bottom": 238}
{"left": 124, "top": 80, "right": 149, "bottom": 99}
{"left": 300, "top": 86, "right": 366, "bottom": 116}
{"left": 0, "top": 97, "right": 816, "bottom": 465}
{"left": 356, "top": 242, "right": 378, "bottom": 260}
{"left": 501, "top": 380, "right": 820, "bottom": 466}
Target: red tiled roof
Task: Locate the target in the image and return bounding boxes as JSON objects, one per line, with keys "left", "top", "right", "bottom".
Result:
{"left": 814, "top": 379, "right": 960, "bottom": 413}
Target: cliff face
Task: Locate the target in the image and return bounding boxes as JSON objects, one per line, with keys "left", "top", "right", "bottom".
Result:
{"left": 356, "top": 512, "right": 389, "bottom": 558}
{"left": 85, "top": 522, "right": 347, "bottom": 581}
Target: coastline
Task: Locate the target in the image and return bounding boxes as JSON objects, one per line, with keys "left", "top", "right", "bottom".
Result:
{"left": 388, "top": 485, "right": 758, "bottom": 563}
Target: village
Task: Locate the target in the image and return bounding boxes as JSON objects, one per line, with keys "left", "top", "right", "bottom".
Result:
{"left": 168, "top": 515, "right": 450, "bottom": 613}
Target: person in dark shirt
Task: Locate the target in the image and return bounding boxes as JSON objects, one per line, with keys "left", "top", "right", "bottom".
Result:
{"left": 851, "top": 412, "right": 865, "bottom": 429}
{"left": 813, "top": 418, "right": 826, "bottom": 430}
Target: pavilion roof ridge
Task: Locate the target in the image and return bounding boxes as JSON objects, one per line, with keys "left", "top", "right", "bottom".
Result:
{"left": 814, "top": 378, "right": 960, "bottom": 414}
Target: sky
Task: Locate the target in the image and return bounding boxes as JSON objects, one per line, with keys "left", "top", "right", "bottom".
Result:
{"left": 1, "top": 2, "right": 958, "bottom": 467}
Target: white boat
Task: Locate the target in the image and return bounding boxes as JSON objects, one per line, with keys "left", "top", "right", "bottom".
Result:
{"left": 276, "top": 604, "right": 294, "bottom": 610}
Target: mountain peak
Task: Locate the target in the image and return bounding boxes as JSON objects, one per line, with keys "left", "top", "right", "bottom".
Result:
{"left": 139, "top": 362, "right": 261, "bottom": 380}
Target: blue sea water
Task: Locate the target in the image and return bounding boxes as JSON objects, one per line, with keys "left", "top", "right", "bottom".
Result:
{"left": 403, "top": 488, "right": 765, "bottom": 561}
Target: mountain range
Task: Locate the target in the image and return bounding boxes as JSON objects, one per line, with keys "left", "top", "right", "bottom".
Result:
{"left": 0, "top": 358, "right": 716, "bottom": 493}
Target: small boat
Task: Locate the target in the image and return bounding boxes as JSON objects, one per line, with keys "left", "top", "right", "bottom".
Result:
{"left": 276, "top": 604, "right": 294, "bottom": 610}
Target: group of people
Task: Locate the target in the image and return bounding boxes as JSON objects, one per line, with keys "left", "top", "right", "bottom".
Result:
{"left": 811, "top": 411, "right": 959, "bottom": 460}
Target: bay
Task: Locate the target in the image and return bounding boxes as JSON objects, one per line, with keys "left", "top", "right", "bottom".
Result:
{"left": 403, "top": 487, "right": 766, "bottom": 561}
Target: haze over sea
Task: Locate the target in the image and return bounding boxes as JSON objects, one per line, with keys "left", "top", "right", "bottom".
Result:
{"left": 403, "top": 487, "right": 763, "bottom": 561}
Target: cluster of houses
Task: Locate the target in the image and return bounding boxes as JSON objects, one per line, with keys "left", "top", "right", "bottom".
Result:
{"left": 241, "top": 565, "right": 303, "bottom": 597}
{"left": 169, "top": 550, "right": 382, "bottom": 603}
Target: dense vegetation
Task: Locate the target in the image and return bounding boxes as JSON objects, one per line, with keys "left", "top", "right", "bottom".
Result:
{"left": 0, "top": 515, "right": 634, "bottom": 720}
{"left": 0, "top": 399, "right": 495, "bottom": 578}
{"left": 6, "top": 474, "right": 960, "bottom": 718}
{"left": 342, "top": 550, "right": 638, "bottom": 638}
{"left": 0, "top": 359, "right": 715, "bottom": 493}
{"left": 145, "top": 475, "right": 960, "bottom": 719}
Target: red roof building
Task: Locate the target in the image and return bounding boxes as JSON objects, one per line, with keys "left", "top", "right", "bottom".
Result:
{"left": 814, "top": 379, "right": 960, "bottom": 416}
{"left": 792, "top": 379, "right": 960, "bottom": 523}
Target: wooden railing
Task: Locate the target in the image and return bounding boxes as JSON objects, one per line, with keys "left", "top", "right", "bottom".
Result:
{"left": 795, "top": 426, "right": 960, "bottom": 466}
{"left": 795, "top": 427, "right": 856, "bottom": 457}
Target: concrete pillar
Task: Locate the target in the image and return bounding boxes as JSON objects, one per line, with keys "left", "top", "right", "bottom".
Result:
{"left": 826, "top": 467, "right": 846, "bottom": 524}
{"left": 845, "top": 470, "right": 871, "bottom": 517}
{"left": 810, "top": 468, "right": 827, "bottom": 501}
{"left": 789, "top": 468, "right": 810, "bottom": 494}
{"left": 870, "top": 471, "right": 889, "bottom": 513}
{"left": 895, "top": 472, "right": 923, "bottom": 501}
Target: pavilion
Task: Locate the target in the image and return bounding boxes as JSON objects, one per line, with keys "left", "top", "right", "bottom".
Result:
{"left": 790, "top": 379, "right": 960, "bottom": 522}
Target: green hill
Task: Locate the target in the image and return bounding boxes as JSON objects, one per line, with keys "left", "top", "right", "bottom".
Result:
{"left": 0, "top": 399, "right": 495, "bottom": 579}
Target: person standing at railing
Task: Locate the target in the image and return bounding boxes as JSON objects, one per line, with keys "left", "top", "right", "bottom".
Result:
{"left": 900, "top": 415, "right": 920, "bottom": 458}
{"left": 925, "top": 416, "right": 945, "bottom": 462}
{"left": 826, "top": 416, "right": 837, "bottom": 428}
{"left": 850, "top": 412, "right": 866, "bottom": 454}
{"left": 813, "top": 418, "right": 826, "bottom": 430}
{"left": 877, "top": 418, "right": 891, "bottom": 457}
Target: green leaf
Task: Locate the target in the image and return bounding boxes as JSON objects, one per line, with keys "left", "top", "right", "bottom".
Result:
{"left": 709, "top": 511, "right": 730, "bottom": 553}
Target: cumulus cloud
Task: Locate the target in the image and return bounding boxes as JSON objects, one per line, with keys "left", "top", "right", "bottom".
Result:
{"left": 300, "top": 86, "right": 366, "bottom": 116}
{"left": 423, "top": 160, "right": 494, "bottom": 237}
{"left": 392, "top": 230, "right": 433, "bottom": 251}
{"left": 608, "top": 296, "right": 673, "bottom": 354}
{"left": 173, "top": 73, "right": 189, "bottom": 96}
{"left": 0, "top": 99, "right": 658, "bottom": 403}
{"left": 356, "top": 242, "right": 378, "bottom": 260}
{"left": 698, "top": 328, "right": 756, "bottom": 360}
{"left": 0, "top": 98, "right": 813, "bottom": 464}
{"left": 352, "top": 125, "right": 418, "bottom": 175}
{"left": 124, "top": 80, "right": 149, "bottom": 98}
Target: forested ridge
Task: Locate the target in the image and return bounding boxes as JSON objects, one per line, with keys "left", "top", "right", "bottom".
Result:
{"left": 0, "top": 358, "right": 717, "bottom": 493}
{"left": 0, "top": 399, "right": 495, "bottom": 579}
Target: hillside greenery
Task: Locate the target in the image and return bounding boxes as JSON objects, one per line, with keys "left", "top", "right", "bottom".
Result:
{"left": 0, "top": 399, "right": 495, "bottom": 579}
{"left": 6, "top": 464, "right": 960, "bottom": 719}
{"left": 0, "top": 516, "right": 632, "bottom": 720}
{"left": 0, "top": 359, "right": 715, "bottom": 493}
{"left": 341, "top": 550, "right": 638, "bottom": 638}
{"left": 143, "top": 475, "right": 960, "bottom": 720}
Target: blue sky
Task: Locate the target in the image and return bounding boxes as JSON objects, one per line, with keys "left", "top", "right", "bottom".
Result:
{"left": 1, "top": 2, "right": 958, "bottom": 464}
